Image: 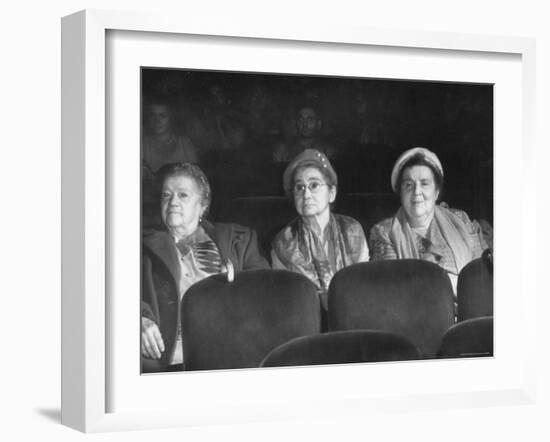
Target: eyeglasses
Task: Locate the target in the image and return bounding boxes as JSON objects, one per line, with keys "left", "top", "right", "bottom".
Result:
{"left": 293, "top": 181, "right": 328, "bottom": 194}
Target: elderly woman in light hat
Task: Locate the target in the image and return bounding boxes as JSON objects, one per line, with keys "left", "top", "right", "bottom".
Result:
{"left": 369, "top": 147, "right": 488, "bottom": 293}
{"left": 271, "top": 149, "right": 369, "bottom": 311}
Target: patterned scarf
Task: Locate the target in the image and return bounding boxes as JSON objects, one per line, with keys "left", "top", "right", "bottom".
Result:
{"left": 273, "top": 214, "right": 366, "bottom": 294}
{"left": 389, "top": 205, "right": 476, "bottom": 274}
{"left": 175, "top": 228, "right": 223, "bottom": 275}
{"left": 300, "top": 220, "right": 344, "bottom": 292}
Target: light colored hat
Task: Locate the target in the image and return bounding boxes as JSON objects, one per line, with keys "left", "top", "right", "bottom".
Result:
{"left": 390, "top": 147, "right": 444, "bottom": 192}
{"left": 283, "top": 149, "right": 337, "bottom": 196}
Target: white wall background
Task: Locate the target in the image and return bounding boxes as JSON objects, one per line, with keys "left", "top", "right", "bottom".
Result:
{"left": 0, "top": 0, "right": 547, "bottom": 440}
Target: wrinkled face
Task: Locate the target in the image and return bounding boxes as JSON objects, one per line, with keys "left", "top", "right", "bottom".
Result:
{"left": 296, "top": 108, "right": 320, "bottom": 138}
{"left": 149, "top": 104, "right": 171, "bottom": 136}
{"left": 293, "top": 167, "right": 336, "bottom": 219}
{"left": 400, "top": 165, "right": 440, "bottom": 224}
{"left": 161, "top": 174, "right": 206, "bottom": 232}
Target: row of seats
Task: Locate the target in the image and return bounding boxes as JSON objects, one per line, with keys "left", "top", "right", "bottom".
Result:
{"left": 179, "top": 258, "right": 493, "bottom": 371}
{"left": 261, "top": 318, "right": 494, "bottom": 367}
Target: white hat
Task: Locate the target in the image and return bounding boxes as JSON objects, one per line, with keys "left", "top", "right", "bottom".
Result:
{"left": 390, "top": 147, "right": 444, "bottom": 192}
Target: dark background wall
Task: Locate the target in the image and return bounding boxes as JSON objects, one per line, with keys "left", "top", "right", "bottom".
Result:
{"left": 141, "top": 68, "right": 493, "bottom": 230}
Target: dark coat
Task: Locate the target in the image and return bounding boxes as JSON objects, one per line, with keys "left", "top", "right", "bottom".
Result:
{"left": 141, "top": 221, "right": 269, "bottom": 369}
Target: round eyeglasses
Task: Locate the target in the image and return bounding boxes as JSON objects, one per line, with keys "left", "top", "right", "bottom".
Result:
{"left": 293, "top": 181, "right": 328, "bottom": 194}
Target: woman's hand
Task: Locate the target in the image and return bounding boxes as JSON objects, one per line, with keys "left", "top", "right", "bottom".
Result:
{"left": 141, "top": 317, "right": 165, "bottom": 359}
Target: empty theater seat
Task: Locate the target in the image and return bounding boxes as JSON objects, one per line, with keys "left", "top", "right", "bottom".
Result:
{"left": 328, "top": 260, "right": 455, "bottom": 358}
{"left": 457, "top": 250, "right": 493, "bottom": 321}
{"left": 214, "top": 196, "right": 296, "bottom": 259}
{"left": 260, "top": 329, "right": 420, "bottom": 367}
{"left": 335, "top": 192, "right": 399, "bottom": 239}
{"left": 181, "top": 269, "right": 321, "bottom": 370}
{"left": 437, "top": 316, "right": 493, "bottom": 358}
{"left": 331, "top": 146, "right": 402, "bottom": 193}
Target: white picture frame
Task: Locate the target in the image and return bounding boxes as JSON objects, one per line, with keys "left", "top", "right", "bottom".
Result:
{"left": 61, "top": 9, "right": 537, "bottom": 433}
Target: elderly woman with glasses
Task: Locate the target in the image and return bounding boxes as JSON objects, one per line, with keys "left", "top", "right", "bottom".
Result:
{"left": 271, "top": 149, "right": 369, "bottom": 311}
{"left": 141, "top": 162, "right": 269, "bottom": 373}
{"left": 369, "top": 147, "right": 489, "bottom": 294}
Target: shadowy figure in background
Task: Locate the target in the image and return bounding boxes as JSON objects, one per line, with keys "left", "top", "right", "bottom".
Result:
{"left": 240, "top": 81, "right": 282, "bottom": 159}
{"left": 230, "top": 81, "right": 287, "bottom": 195}
{"left": 142, "top": 99, "right": 199, "bottom": 173}
{"left": 273, "top": 106, "right": 336, "bottom": 162}
{"left": 142, "top": 98, "right": 199, "bottom": 204}
{"left": 185, "top": 83, "right": 248, "bottom": 159}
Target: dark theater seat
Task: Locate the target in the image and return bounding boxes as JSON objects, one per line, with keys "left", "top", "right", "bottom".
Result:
{"left": 331, "top": 146, "right": 402, "bottom": 193}
{"left": 141, "top": 357, "right": 163, "bottom": 374}
{"left": 457, "top": 251, "right": 493, "bottom": 321}
{"left": 437, "top": 316, "right": 493, "bottom": 358}
{"left": 335, "top": 192, "right": 399, "bottom": 239}
{"left": 215, "top": 196, "right": 296, "bottom": 258}
{"left": 181, "top": 269, "right": 321, "bottom": 370}
{"left": 260, "top": 329, "right": 420, "bottom": 368}
{"left": 328, "top": 260, "right": 455, "bottom": 358}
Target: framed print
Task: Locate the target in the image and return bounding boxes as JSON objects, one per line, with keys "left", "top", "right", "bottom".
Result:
{"left": 61, "top": 9, "right": 537, "bottom": 433}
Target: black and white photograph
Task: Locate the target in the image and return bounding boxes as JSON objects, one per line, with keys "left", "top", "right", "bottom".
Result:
{"left": 140, "top": 68, "right": 494, "bottom": 374}
{"left": 6, "top": 0, "right": 543, "bottom": 438}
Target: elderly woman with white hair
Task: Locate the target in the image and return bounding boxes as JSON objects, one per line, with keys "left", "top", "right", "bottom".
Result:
{"left": 369, "top": 147, "right": 489, "bottom": 294}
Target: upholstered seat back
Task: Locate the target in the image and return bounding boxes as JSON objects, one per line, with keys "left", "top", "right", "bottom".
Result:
{"left": 260, "top": 329, "right": 420, "bottom": 367}
{"left": 457, "top": 254, "right": 493, "bottom": 321}
{"left": 181, "top": 269, "right": 321, "bottom": 370}
{"left": 328, "top": 260, "right": 455, "bottom": 357}
{"left": 437, "top": 316, "right": 493, "bottom": 358}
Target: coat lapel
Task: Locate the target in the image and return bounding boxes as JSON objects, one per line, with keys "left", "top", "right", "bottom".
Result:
{"left": 143, "top": 230, "right": 181, "bottom": 287}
